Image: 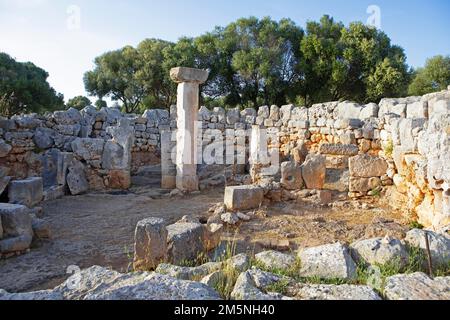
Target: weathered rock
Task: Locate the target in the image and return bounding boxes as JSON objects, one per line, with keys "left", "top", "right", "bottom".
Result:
{"left": 349, "top": 177, "right": 381, "bottom": 193}
{"left": 0, "top": 235, "right": 32, "bottom": 253}
{"left": 203, "top": 223, "right": 223, "bottom": 251}
{"left": 55, "top": 265, "right": 220, "bottom": 300}
{"left": 156, "top": 262, "right": 222, "bottom": 280}
{"left": 166, "top": 222, "right": 205, "bottom": 264}
{"left": 66, "top": 159, "right": 89, "bottom": 195}
{"left": 8, "top": 177, "right": 43, "bottom": 207}
{"left": 298, "top": 243, "right": 357, "bottom": 280}
{"left": 349, "top": 154, "right": 388, "bottom": 178}
{"left": 227, "top": 254, "right": 251, "bottom": 272}
{"left": 221, "top": 212, "right": 240, "bottom": 225}
{"left": 170, "top": 67, "right": 209, "bottom": 84}
{"left": 231, "top": 269, "right": 289, "bottom": 300}
{"left": 133, "top": 218, "right": 168, "bottom": 271}
{"left": 384, "top": 273, "right": 450, "bottom": 300}
{"left": 0, "top": 203, "right": 32, "bottom": 240}
{"left": 0, "top": 176, "right": 11, "bottom": 197}
{"left": 404, "top": 229, "right": 450, "bottom": 266}
{"left": 0, "top": 289, "right": 63, "bottom": 300}
{"left": 255, "top": 251, "right": 297, "bottom": 270}
{"left": 319, "top": 144, "right": 359, "bottom": 156}
{"left": 71, "top": 138, "right": 105, "bottom": 161}
{"left": 53, "top": 108, "right": 82, "bottom": 125}
{"left": 302, "top": 154, "right": 326, "bottom": 190}
{"left": 0, "top": 139, "right": 12, "bottom": 158}
{"left": 334, "top": 102, "right": 362, "bottom": 120}
{"left": 289, "top": 283, "right": 381, "bottom": 300}
{"left": 32, "top": 218, "right": 51, "bottom": 239}
{"left": 107, "top": 169, "right": 131, "bottom": 189}
{"left": 324, "top": 169, "right": 349, "bottom": 192}
{"left": 281, "top": 161, "right": 304, "bottom": 190}
{"left": 350, "top": 236, "right": 409, "bottom": 267}
{"left": 224, "top": 186, "right": 264, "bottom": 211}
{"left": 33, "top": 127, "right": 55, "bottom": 150}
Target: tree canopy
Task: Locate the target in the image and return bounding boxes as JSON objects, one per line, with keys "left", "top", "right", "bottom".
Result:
{"left": 408, "top": 55, "right": 450, "bottom": 96}
{"left": 0, "top": 52, "right": 64, "bottom": 116}
{"left": 66, "top": 95, "right": 92, "bottom": 110}
{"left": 83, "top": 15, "right": 444, "bottom": 111}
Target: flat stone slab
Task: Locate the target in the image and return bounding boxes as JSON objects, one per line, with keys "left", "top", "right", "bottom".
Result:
{"left": 384, "top": 273, "right": 450, "bottom": 300}
{"left": 170, "top": 67, "right": 209, "bottom": 84}
{"left": 350, "top": 236, "right": 409, "bottom": 267}
{"left": 349, "top": 154, "right": 388, "bottom": 178}
{"left": 8, "top": 177, "right": 43, "bottom": 207}
{"left": 133, "top": 218, "right": 168, "bottom": 271}
{"left": 289, "top": 283, "right": 381, "bottom": 300}
{"left": 224, "top": 185, "right": 264, "bottom": 211}
{"left": 319, "top": 144, "right": 359, "bottom": 156}
{"left": 298, "top": 242, "right": 357, "bottom": 280}
{"left": 255, "top": 251, "right": 297, "bottom": 271}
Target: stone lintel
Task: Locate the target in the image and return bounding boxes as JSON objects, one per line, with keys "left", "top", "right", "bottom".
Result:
{"left": 170, "top": 67, "right": 209, "bottom": 84}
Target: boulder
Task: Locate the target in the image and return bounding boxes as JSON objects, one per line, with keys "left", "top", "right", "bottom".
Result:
{"left": 349, "top": 155, "right": 388, "bottom": 178}
{"left": 360, "top": 103, "right": 380, "bottom": 119}
{"left": 66, "top": 159, "right": 89, "bottom": 195}
{"left": 384, "top": 273, "right": 450, "bottom": 300}
{"left": 231, "top": 269, "right": 289, "bottom": 300}
{"left": 319, "top": 144, "right": 359, "bottom": 156}
{"left": 156, "top": 262, "right": 222, "bottom": 281}
{"left": 255, "top": 251, "right": 297, "bottom": 271}
{"left": 349, "top": 177, "right": 381, "bottom": 193}
{"left": 280, "top": 161, "right": 304, "bottom": 190}
{"left": 289, "top": 283, "right": 381, "bottom": 300}
{"left": 221, "top": 212, "right": 239, "bottom": 225}
{"left": 133, "top": 218, "right": 168, "bottom": 271}
{"left": 0, "top": 289, "right": 63, "bottom": 300}
{"left": 53, "top": 108, "right": 82, "bottom": 125}
{"left": 55, "top": 265, "right": 220, "bottom": 300}
{"left": 324, "top": 169, "right": 349, "bottom": 192}
{"left": 8, "top": 177, "right": 43, "bottom": 207}
{"left": 404, "top": 229, "right": 450, "bottom": 266}
{"left": 334, "top": 102, "right": 362, "bottom": 119}
{"left": 71, "top": 138, "right": 105, "bottom": 161}
{"left": 226, "top": 108, "right": 240, "bottom": 125}
{"left": 302, "top": 154, "right": 326, "bottom": 190}
{"left": 298, "top": 243, "right": 357, "bottom": 280}
{"left": 350, "top": 236, "right": 409, "bottom": 267}
{"left": 227, "top": 254, "right": 251, "bottom": 272}
{"left": 0, "top": 204, "right": 32, "bottom": 239}
{"left": 33, "top": 127, "right": 55, "bottom": 150}
{"left": 224, "top": 186, "right": 264, "bottom": 211}
{"left": 166, "top": 222, "right": 205, "bottom": 264}
{"left": 0, "top": 235, "right": 33, "bottom": 253}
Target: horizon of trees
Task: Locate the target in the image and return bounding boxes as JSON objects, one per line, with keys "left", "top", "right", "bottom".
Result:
{"left": 1, "top": 15, "right": 449, "bottom": 116}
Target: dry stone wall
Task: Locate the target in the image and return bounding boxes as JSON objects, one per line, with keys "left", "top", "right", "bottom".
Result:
{"left": 0, "top": 88, "right": 448, "bottom": 232}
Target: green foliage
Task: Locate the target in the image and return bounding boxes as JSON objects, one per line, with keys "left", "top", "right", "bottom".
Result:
{"left": 0, "top": 52, "right": 64, "bottom": 116}
{"left": 67, "top": 95, "right": 91, "bottom": 110}
{"left": 408, "top": 55, "right": 450, "bottom": 96}
{"left": 84, "top": 15, "right": 413, "bottom": 112}
{"left": 408, "top": 220, "right": 424, "bottom": 230}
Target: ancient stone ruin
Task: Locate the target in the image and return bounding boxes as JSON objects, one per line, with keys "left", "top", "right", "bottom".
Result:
{"left": 0, "top": 68, "right": 448, "bottom": 300}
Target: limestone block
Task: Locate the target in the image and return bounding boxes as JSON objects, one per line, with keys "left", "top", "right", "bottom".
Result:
{"left": 0, "top": 139, "right": 12, "bottom": 158}
{"left": 404, "top": 229, "right": 450, "bottom": 267}
{"left": 8, "top": 177, "right": 43, "bottom": 207}
{"left": 166, "top": 222, "right": 205, "bottom": 264}
{"left": 384, "top": 273, "right": 450, "bottom": 300}
{"left": 349, "top": 154, "right": 388, "bottom": 178}
{"left": 349, "top": 177, "right": 381, "bottom": 193}
{"left": 133, "top": 218, "right": 168, "bottom": 271}
{"left": 334, "top": 102, "right": 362, "bottom": 119}
{"left": 226, "top": 108, "right": 240, "bottom": 125}
{"left": 0, "top": 203, "right": 32, "bottom": 238}
{"left": 170, "top": 67, "right": 209, "bottom": 84}
{"left": 269, "top": 105, "right": 280, "bottom": 121}
{"left": 407, "top": 101, "right": 428, "bottom": 119}
{"left": 280, "top": 161, "right": 304, "bottom": 190}
{"left": 255, "top": 250, "right": 296, "bottom": 270}
{"left": 224, "top": 185, "right": 264, "bottom": 211}
{"left": 298, "top": 243, "right": 357, "bottom": 280}
{"left": 319, "top": 143, "right": 359, "bottom": 156}
{"left": 360, "top": 103, "right": 380, "bottom": 119}
{"left": 280, "top": 104, "right": 294, "bottom": 123}
{"left": 33, "top": 127, "right": 55, "bottom": 150}
{"left": 302, "top": 154, "right": 326, "bottom": 189}
{"left": 71, "top": 138, "right": 105, "bottom": 161}
{"left": 66, "top": 159, "right": 89, "bottom": 195}
{"left": 324, "top": 169, "right": 349, "bottom": 192}
{"left": 350, "top": 236, "right": 409, "bottom": 267}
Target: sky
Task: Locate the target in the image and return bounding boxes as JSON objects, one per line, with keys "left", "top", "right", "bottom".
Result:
{"left": 1, "top": 0, "right": 449, "bottom": 102}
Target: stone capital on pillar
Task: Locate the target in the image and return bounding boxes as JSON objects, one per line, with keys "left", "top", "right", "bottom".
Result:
{"left": 171, "top": 67, "right": 209, "bottom": 192}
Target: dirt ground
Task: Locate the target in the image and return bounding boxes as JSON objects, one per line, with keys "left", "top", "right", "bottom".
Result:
{"left": 0, "top": 182, "right": 409, "bottom": 293}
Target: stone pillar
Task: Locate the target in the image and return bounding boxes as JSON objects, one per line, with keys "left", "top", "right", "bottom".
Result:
{"left": 170, "top": 67, "right": 209, "bottom": 192}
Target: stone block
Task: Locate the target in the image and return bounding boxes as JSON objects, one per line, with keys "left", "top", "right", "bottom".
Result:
{"left": 349, "top": 154, "right": 388, "bottom": 178}
{"left": 8, "top": 177, "right": 43, "bottom": 207}
{"left": 319, "top": 143, "right": 359, "bottom": 156}
{"left": 170, "top": 67, "right": 209, "bottom": 84}
{"left": 302, "top": 154, "right": 326, "bottom": 190}
{"left": 298, "top": 243, "right": 357, "bottom": 280}
{"left": 66, "top": 159, "right": 89, "bottom": 195}
{"left": 224, "top": 186, "right": 264, "bottom": 211}
{"left": 0, "top": 203, "right": 32, "bottom": 240}
{"left": 166, "top": 222, "right": 205, "bottom": 264}
{"left": 324, "top": 169, "right": 350, "bottom": 192}
{"left": 280, "top": 161, "right": 304, "bottom": 190}
{"left": 133, "top": 218, "right": 168, "bottom": 271}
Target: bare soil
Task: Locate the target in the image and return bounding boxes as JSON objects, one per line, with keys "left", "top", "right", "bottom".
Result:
{"left": 0, "top": 184, "right": 408, "bottom": 293}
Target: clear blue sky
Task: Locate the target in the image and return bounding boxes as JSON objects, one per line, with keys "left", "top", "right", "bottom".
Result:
{"left": 1, "top": 0, "right": 449, "bottom": 101}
